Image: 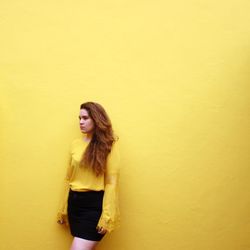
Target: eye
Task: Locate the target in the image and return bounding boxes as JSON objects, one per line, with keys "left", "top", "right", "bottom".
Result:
{"left": 79, "top": 116, "right": 89, "bottom": 120}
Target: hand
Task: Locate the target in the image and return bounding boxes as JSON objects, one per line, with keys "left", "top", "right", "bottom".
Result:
{"left": 57, "top": 219, "right": 65, "bottom": 225}
{"left": 96, "top": 226, "right": 107, "bottom": 234}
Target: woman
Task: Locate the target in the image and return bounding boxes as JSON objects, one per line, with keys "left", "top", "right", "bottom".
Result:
{"left": 57, "top": 102, "right": 120, "bottom": 250}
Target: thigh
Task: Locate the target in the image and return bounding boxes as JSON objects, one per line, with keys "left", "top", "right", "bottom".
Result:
{"left": 70, "top": 237, "right": 99, "bottom": 250}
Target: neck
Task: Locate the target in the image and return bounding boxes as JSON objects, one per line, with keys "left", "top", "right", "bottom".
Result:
{"left": 83, "top": 133, "right": 92, "bottom": 142}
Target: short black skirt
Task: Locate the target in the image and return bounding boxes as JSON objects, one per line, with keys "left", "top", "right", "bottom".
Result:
{"left": 67, "top": 189, "right": 106, "bottom": 241}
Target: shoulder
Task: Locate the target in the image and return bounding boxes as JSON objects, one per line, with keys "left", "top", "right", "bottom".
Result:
{"left": 111, "top": 139, "right": 120, "bottom": 154}
{"left": 71, "top": 137, "right": 82, "bottom": 145}
{"left": 107, "top": 140, "right": 120, "bottom": 166}
{"left": 69, "top": 137, "right": 83, "bottom": 151}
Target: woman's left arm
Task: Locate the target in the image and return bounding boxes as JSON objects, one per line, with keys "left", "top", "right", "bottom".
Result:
{"left": 97, "top": 142, "right": 121, "bottom": 233}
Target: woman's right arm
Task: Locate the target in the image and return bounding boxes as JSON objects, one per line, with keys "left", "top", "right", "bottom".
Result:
{"left": 57, "top": 146, "right": 73, "bottom": 226}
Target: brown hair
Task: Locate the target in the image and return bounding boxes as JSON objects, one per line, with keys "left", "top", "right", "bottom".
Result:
{"left": 80, "top": 102, "right": 116, "bottom": 176}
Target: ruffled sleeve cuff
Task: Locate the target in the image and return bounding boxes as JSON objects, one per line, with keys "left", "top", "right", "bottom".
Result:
{"left": 97, "top": 211, "right": 121, "bottom": 233}
{"left": 57, "top": 211, "right": 69, "bottom": 226}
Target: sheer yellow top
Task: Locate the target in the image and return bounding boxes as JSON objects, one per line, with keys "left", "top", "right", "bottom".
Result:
{"left": 57, "top": 136, "right": 120, "bottom": 233}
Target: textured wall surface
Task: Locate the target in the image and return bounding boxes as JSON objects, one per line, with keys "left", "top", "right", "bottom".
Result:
{"left": 0, "top": 0, "right": 250, "bottom": 249}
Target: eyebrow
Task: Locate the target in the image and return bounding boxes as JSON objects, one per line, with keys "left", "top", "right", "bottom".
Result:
{"left": 79, "top": 115, "right": 89, "bottom": 118}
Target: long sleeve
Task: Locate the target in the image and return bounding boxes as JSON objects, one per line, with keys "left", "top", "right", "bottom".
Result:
{"left": 97, "top": 141, "right": 121, "bottom": 233}
{"left": 56, "top": 148, "right": 73, "bottom": 226}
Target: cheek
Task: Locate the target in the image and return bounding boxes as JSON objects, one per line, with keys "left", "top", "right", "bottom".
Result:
{"left": 86, "top": 120, "right": 94, "bottom": 129}
{"left": 91, "top": 121, "right": 95, "bottom": 128}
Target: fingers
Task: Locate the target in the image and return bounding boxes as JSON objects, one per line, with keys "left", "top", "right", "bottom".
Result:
{"left": 96, "top": 226, "right": 107, "bottom": 234}
{"left": 57, "top": 219, "right": 65, "bottom": 225}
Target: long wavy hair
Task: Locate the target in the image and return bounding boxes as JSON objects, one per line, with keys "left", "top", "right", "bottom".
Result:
{"left": 79, "top": 102, "right": 117, "bottom": 176}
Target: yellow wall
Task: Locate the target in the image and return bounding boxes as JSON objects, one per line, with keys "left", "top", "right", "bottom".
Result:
{"left": 1, "top": 0, "right": 250, "bottom": 249}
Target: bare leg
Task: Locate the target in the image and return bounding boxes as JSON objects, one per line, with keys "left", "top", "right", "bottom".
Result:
{"left": 70, "top": 237, "right": 99, "bottom": 250}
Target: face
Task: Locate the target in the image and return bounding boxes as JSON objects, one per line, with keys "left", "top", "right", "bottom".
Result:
{"left": 79, "top": 109, "right": 95, "bottom": 134}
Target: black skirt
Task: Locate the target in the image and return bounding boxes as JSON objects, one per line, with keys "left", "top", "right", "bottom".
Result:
{"left": 67, "top": 189, "right": 106, "bottom": 241}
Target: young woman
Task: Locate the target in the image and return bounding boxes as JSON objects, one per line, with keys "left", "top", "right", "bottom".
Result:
{"left": 57, "top": 102, "right": 120, "bottom": 250}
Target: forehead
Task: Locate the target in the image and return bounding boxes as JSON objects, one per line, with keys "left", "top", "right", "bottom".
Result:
{"left": 79, "top": 109, "right": 89, "bottom": 116}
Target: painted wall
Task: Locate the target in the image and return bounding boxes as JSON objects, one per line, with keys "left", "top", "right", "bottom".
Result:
{"left": 1, "top": 0, "right": 250, "bottom": 249}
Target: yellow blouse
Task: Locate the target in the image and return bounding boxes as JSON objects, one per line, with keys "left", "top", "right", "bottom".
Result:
{"left": 57, "top": 136, "right": 120, "bottom": 233}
